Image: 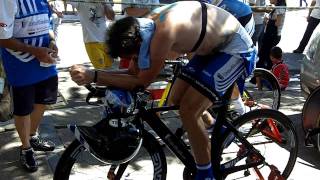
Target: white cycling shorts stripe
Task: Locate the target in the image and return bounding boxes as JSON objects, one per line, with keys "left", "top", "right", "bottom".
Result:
{"left": 216, "top": 64, "right": 244, "bottom": 88}
{"left": 31, "top": 0, "right": 37, "bottom": 12}
{"left": 13, "top": 14, "right": 49, "bottom": 38}
{"left": 19, "top": 0, "right": 28, "bottom": 15}
{"left": 214, "top": 56, "right": 245, "bottom": 93}
{"left": 26, "top": 0, "right": 34, "bottom": 13}
{"left": 244, "top": 15, "right": 255, "bottom": 37}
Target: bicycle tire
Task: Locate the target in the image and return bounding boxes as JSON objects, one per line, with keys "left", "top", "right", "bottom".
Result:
{"left": 243, "top": 68, "right": 281, "bottom": 110}
{"left": 301, "top": 86, "right": 320, "bottom": 151}
{"left": 54, "top": 130, "right": 167, "bottom": 180}
{"left": 212, "top": 109, "right": 298, "bottom": 180}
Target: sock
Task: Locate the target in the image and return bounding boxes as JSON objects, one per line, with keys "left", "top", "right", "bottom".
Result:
{"left": 231, "top": 96, "right": 245, "bottom": 115}
{"left": 195, "top": 163, "right": 216, "bottom": 180}
{"left": 30, "top": 132, "right": 38, "bottom": 137}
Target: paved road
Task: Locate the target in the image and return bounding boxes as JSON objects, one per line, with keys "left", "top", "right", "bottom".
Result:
{"left": 1, "top": 8, "right": 320, "bottom": 180}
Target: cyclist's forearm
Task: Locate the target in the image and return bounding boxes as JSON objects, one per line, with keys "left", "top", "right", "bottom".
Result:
{"left": 95, "top": 71, "right": 146, "bottom": 90}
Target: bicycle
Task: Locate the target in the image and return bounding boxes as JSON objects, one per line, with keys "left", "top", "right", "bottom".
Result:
{"left": 53, "top": 82, "right": 297, "bottom": 180}
{"left": 157, "top": 58, "right": 281, "bottom": 111}
{"left": 302, "top": 86, "right": 320, "bottom": 151}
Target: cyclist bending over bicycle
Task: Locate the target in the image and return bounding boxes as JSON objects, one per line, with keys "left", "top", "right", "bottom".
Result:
{"left": 70, "top": 1, "right": 257, "bottom": 180}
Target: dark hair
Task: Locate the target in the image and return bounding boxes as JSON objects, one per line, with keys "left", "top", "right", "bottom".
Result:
{"left": 106, "top": 17, "right": 141, "bottom": 58}
{"left": 270, "top": 46, "right": 282, "bottom": 59}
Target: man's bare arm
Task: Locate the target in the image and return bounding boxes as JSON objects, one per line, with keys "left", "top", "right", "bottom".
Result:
{"left": 0, "top": 38, "right": 55, "bottom": 64}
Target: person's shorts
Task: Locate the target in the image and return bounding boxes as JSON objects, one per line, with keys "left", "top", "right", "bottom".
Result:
{"left": 85, "top": 42, "right": 113, "bottom": 69}
{"left": 179, "top": 50, "right": 256, "bottom": 102}
{"left": 12, "top": 75, "right": 58, "bottom": 116}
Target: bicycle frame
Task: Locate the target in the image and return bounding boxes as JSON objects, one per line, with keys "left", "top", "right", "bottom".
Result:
{"left": 143, "top": 83, "right": 266, "bottom": 178}
{"left": 140, "top": 105, "right": 197, "bottom": 173}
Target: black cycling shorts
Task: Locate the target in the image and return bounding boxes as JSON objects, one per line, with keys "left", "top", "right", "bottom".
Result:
{"left": 12, "top": 75, "right": 58, "bottom": 116}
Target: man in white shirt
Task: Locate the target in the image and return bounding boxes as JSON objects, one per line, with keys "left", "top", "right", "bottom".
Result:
{"left": 70, "top": 1, "right": 115, "bottom": 69}
{"left": 294, "top": 0, "right": 320, "bottom": 53}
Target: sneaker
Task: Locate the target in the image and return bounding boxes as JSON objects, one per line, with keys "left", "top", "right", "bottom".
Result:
{"left": 30, "top": 135, "right": 55, "bottom": 151}
{"left": 20, "top": 147, "right": 38, "bottom": 172}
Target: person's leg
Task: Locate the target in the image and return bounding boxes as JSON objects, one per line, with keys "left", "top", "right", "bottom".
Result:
{"left": 179, "top": 86, "right": 213, "bottom": 164}
{"left": 12, "top": 85, "right": 38, "bottom": 172}
{"left": 85, "top": 43, "right": 113, "bottom": 69}
{"left": 30, "top": 104, "right": 47, "bottom": 136}
{"left": 167, "top": 78, "right": 190, "bottom": 106}
{"left": 29, "top": 76, "right": 58, "bottom": 151}
{"left": 14, "top": 115, "right": 31, "bottom": 149}
{"left": 295, "top": 17, "right": 320, "bottom": 53}
{"left": 252, "top": 23, "right": 264, "bottom": 49}
{"left": 12, "top": 85, "right": 34, "bottom": 148}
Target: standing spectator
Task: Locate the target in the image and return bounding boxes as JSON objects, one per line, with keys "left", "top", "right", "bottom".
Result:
{"left": 0, "top": 0, "right": 58, "bottom": 172}
{"left": 70, "top": 1, "right": 115, "bottom": 69}
{"left": 270, "top": 46, "right": 289, "bottom": 90}
{"left": 293, "top": 0, "right": 320, "bottom": 54}
{"left": 48, "top": 0, "right": 64, "bottom": 41}
{"left": 249, "top": 0, "right": 267, "bottom": 50}
{"left": 300, "top": 0, "right": 309, "bottom": 7}
{"left": 257, "top": 0, "right": 286, "bottom": 70}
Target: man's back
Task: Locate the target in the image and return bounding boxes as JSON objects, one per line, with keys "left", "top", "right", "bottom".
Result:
{"left": 148, "top": 1, "right": 241, "bottom": 55}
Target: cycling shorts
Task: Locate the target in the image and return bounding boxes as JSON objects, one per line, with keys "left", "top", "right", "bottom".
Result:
{"left": 85, "top": 42, "right": 113, "bottom": 69}
{"left": 179, "top": 27, "right": 257, "bottom": 102}
{"left": 12, "top": 75, "right": 58, "bottom": 116}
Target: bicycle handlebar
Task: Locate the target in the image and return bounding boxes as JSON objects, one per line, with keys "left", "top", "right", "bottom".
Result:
{"left": 84, "top": 84, "right": 149, "bottom": 107}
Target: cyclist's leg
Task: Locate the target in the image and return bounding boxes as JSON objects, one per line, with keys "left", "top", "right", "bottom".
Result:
{"left": 178, "top": 85, "right": 213, "bottom": 164}
{"left": 167, "top": 78, "right": 189, "bottom": 106}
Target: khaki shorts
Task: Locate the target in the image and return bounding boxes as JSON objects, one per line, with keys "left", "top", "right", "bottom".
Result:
{"left": 85, "top": 42, "right": 113, "bottom": 69}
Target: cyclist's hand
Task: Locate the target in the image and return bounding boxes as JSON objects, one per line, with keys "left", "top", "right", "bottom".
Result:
{"left": 33, "top": 47, "right": 56, "bottom": 64}
{"left": 69, "top": 64, "right": 94, "bottom": 86}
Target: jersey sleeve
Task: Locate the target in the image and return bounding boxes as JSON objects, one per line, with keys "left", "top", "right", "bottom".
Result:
{"left": 0, "top": 0, "right": 17, "bottom": 39}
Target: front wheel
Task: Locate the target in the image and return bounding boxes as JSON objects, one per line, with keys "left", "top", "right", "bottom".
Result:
{"left": 54, "top": 130, "right": 167, "bottom": 180}
{"left": 213, "top": 109, "right": 298, "bottom": 180}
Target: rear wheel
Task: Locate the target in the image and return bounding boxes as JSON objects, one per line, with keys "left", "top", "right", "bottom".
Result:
{"left": 212, "top": 109, "right": 298, "bottom": 180}
{"left": 54, "top": 130, "right": 167, "bottom": 180}
{"left": 243, "top": 68, "right": 281, "bottom": 110}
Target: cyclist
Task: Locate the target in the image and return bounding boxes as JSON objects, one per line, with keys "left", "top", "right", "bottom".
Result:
{"left": 70, "top": 1, "right": 257, "bottom": 179}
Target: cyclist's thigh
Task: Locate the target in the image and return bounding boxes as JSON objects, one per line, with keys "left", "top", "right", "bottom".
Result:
{"left": 168, "top": 78, "right": 190, "bottom": 105}
{"left": 179, "top": 85, "right": 213, "bottom": 117}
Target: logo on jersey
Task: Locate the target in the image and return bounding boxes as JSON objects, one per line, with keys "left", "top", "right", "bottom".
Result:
{"left": 0, "top": 22, "right": 7, "bottom": 27}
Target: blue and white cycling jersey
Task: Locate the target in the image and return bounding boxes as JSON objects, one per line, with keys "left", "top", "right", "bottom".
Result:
{"left": 0, "top": 0, "right": 57, "bottom": 87}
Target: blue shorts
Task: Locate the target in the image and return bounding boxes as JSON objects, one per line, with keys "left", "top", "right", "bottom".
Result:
{"left": 12, "top": 75, "right": 58, "bottom": 116}
{"left": 179, "top": 51, "right": 256, "bottom": 102}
